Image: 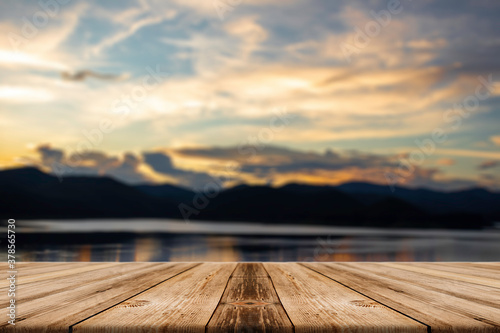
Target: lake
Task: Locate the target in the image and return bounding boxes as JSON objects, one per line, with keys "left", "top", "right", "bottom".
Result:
{"left": 7, "top": 219, "right": 500, "bottom": 262}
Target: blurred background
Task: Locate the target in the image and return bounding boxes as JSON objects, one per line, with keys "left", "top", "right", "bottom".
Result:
{"left": 1, "top": 0, "right": 499, "bottom": 261}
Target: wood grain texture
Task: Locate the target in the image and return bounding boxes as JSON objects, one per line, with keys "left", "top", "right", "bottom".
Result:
{"left": 207, "top": 263, "right": 293, "bottom": 333}
{"left": 457, "top": 262, "right": 500, "bottom": 270}
{"left": 374, "top": 263, "right": 500, "bottom": 309}
{"left": 3, "top": 262, "right": 80, "bottom": 275}
{"left": 264, "top": 263, "right": 426, "bottom": 333}
{"left": 399, "top": 262, "right": 500, "bottom": 281}
{"left": 303, "top": 262, "right": 500, "bottom": 332}
{"left": 0, "top": 262, "right": 197, "bottom": 333}
{"left": 73, "top": 262, "right": 237, "bottom": 333}
{"left": 0, "top": 262, "right": 118, "bottom": 289}
{"left": 382, "top": 262, "right": 500, "bottom": 288}
{"left": 2, "top": 262, "right": 500, "bottom": 333}
{"left": 0, "top": 263, "right": 151, "bottom": 312}
{"left": 0, "top": 263, "right": 120, "bottom": 311}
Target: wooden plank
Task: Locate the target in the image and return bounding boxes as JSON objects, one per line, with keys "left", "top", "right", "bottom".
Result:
{"left": 401, "top": 262, "right": 500, "bottom": 281}
{"left": 371, "top": 263, "right": 500, "bottom": 309}
{"left": 73, "top": 262, "right": 236, "bottom": 333}
{"left": 0, "top": 263, "right": 136, "bottom": 308}
{"left": 459, "top": 262, "right": 500, "bottom": 270}
{"left": 2, "top": 262, "right": 499, "bottom": 332}
{"left": 3, "top": 262, "right": 59, "bottom": 272}
{"left": 8, "top": 262, "right": 103, "bottom": 275}
{"left": 207, "top": 263, "right": 293, "bottom": 333}
{"left": 382, "top": 262, "right": 500, "bottom": 289}
{"left": 264, "top": 263, "right": 426, "bottom": 333}
{"left": 0, "top": 262, "right": 197, "bottom": 333}
{"left": 442, "top": 262, "right": 500, "bottom": 271}
{"left": 0, "top": 263, "right": 119, "bottom": 289}
{"left": 1, "top": 262, "right": 87, "bottom": 281}
{"left": 303, "top": 262, "right": 500, "bottom": 332}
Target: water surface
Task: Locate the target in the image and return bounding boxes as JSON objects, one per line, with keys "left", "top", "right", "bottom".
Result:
{"left": 8, "top": 219, "right": 500, "bottom": 262}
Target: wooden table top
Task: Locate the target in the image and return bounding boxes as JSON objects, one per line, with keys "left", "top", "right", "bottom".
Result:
{"left": 1, "top": 262, "right": 499, "bottom": 332}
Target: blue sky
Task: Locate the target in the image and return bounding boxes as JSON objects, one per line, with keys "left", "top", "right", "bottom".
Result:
{"left": 0, "top": 0, "right": 499, "bottom": 190}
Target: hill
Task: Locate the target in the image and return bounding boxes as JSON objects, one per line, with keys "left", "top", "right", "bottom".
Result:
{"left": 0, "top": 167, "right": 497, "bottom": 228}
{"left": 0, "top": 168, "right": 177, "bottom": 219}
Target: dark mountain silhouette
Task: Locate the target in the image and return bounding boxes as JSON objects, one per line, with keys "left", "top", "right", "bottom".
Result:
{"left": 336, "top": 182, "right": 500, "bottom": 216}
{"left": 135, "top": 184, "right": 195, "bottom": 204}
{"left": 0, "top": 167, "right": 497, "bottom": 228}
{"left": 0, "top": 168, "right": 177, "bottom": 219}
{"left": 195, "top": 184, "right": 361, "bottom": 222}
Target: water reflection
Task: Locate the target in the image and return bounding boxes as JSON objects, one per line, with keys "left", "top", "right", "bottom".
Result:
{"left": 14, "top": 231, "right": 500, "bottom": 262}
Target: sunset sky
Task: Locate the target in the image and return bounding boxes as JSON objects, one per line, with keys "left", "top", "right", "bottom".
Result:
{"left": 1, "top": 0, "right": 499, "bottom": 191}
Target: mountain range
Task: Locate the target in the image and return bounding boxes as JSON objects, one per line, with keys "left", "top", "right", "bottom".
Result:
{"left": 1, "top": 167, "right": 498, "bottom": 229}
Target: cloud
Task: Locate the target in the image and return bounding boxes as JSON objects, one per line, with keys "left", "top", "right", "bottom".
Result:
{"left": 436, "top": 158, "right": 455, "bottom": 166}
{"left": 405, "top": 39, "right": 448, "bottom": 50}
{"left": 478, "top": 160, "right": 500, "bottom": 170}
{"left": 224, "top": 16, "right": 268, "bottom": 59}
{"left": 143, "top": 152, "right": 175, "bottom": 174}
{"left": 90, "top": 2, "right": 177, "bottom": 55}
{"left": 176, "top": 145, "right": 390, "bottom": 171}
{"left": 142, "top": 151, "right": 217, "bottom": 189}
{"left": 0, "top": 3, "right": 86, "bottom": 69}
{"left": 479, "top": 174, "right": 500, "bottom": 190}
{"left": 37, "top": 144, "right": 64, "bottom": 166}
{"left": 31, "top": 146, "right": 218, "bottom": 188}
{"left": 491, "top": 135, "right": 500, "bottom": 146}
{"left": 175, "top": 145, "right": 487, "bottom": 190}
{"left": 436, "top": 149, "right": 500, "bottom": 160}
{"left": 0, "top": 50, "right": 67, "bottom": 70}
{"left": 168, "top": 0, "right": 295, "bottom": 17}
{"left": 0, "top": 86, "right": 53, "bottom": 103}
{"left": 108, "top": 153, "right": 148, "bottom": 183}
{"left": 34, "top": 145, "right": 150, "bottom": 184}
{"left": 26, "top": 144, "right": 500, "bottom": 191}
{"left": 2, "top": 0, "right": 500, "bottom": 190}
{"left": 61, "top": 70, "right": 130, "bottom": 82}
{"left": 91, "top": 16, "right": 164, "bottom": 55}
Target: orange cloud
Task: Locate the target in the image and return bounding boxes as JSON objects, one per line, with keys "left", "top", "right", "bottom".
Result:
{"left": 436, "top": 158, "right": 455, "bottom": 166}
{"left": 491, "top": 135, "right": 500, "bottom": 146}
